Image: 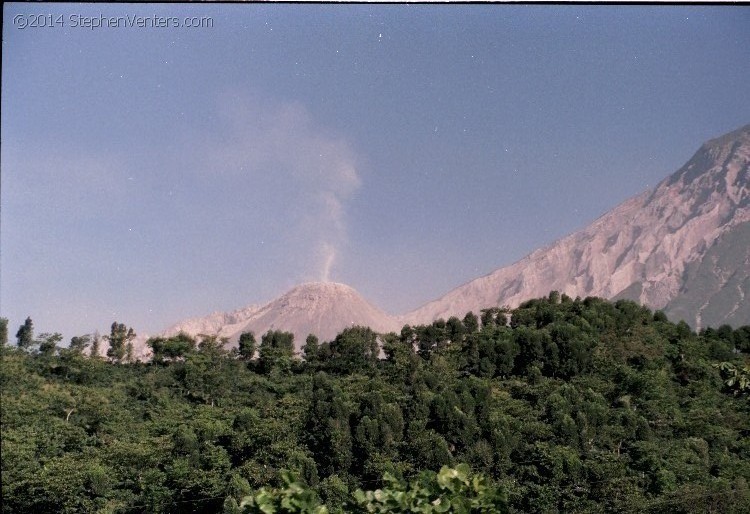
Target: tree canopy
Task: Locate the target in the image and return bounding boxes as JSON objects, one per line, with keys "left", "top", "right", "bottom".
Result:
{"left": 2, "top": 296, "right": 749, "bottom": 513}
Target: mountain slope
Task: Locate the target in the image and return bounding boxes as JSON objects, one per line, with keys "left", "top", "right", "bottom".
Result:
{"left": 147, "top": 124, "right": 749, "bottom": 354}
{"left": 664, "top": 220, "right": 750, "bottom": 329}
{"left": 403, "top": 124, "right": 750, "bottom": 329}
{"left": 163, "top": 282, "right": 399, "bottom": 350}
{"left": 162, "top": 304, "right": 262, "bottom": 339}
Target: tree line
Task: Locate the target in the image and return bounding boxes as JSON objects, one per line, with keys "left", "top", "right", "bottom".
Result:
{"left": 1, "top": 293, "right": 749, "bottom": 513}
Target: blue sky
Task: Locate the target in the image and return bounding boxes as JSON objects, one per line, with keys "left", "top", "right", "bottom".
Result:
{"left": 2, "top": 4, "right": 749, "bottom": 339}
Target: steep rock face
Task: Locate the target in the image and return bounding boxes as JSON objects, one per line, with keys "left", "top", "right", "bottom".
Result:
{"left": 403, "top": 125, "right": 750, "bottom": 329}
{"left": 664, "top": 221, "right": 750, "bottom": 329}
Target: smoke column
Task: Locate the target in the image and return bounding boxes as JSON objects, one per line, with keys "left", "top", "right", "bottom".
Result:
{"left": 321, "top": 243, "right": 336, "bottom": 282}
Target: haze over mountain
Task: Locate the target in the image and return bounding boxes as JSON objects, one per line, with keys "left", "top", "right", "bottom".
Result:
{"left": 143, "top": 124, "right": 749, "bottom": 353}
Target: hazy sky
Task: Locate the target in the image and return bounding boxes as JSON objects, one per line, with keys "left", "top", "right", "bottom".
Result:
{"left": 2, "top": 4, "right": 749, "bottom": 339}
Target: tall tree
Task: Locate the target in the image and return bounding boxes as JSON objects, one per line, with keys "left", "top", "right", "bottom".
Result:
{"left": 38, "top": 333, "right": 62, "bottom": 356}
{"left": 480, "top": 308, "right": 498, "bottom": 328}
{"left": 327, "top": 326, "right": 379, "bottom": 374}
{"left": 179, "top": 334, "right": 231, "bottom": 405}
{"left": 382, "top": 331, "right": 418, "bottom": 383}
{"left": 105, "top": 322, "right": 135, "bottom": 363}
{"left": 148, "top": 333, "right": 196, "bottom": 364}
{"left": 303, "top": 334, "right": 320, "bottom": 363}
{"left": 259, "top": 330, "right": 294, "bottom": 373}
{"left": 238, "top": 332, "right": 257, "bottom": 361}
{"left": 0, "top": 317, "right": 8, "bottom": 347}
{"left": 90, "top": 331, "right": 102, "bottom": 358}
{"left": 446, "top": 316, "right": 466, "bottom": 345}
{"left": 304, "top": 373, "right": 353, "bottom": 476}
{"left": 69, "top": 335, "right": 91, "bottom": 354}
{"left": 463, "top": 312, "right": 479, "bottom": 334}
{"left": 16, "top": 317, "right": 34, "bottom": 349}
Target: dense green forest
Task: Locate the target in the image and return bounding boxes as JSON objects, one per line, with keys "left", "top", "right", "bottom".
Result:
{"left": 2, "top": 294, "right": 749, "bottom": 513}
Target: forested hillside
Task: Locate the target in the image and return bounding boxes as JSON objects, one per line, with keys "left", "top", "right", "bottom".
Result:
{"left": 1, "top": 294, "right": 749, "bottom": 513}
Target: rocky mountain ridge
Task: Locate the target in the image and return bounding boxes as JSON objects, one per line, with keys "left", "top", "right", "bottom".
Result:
{"left": 138, "top": 124, "right": 749, "bottom": 354}
{"left": 405, "top": 124, "right": 749, "bottom": 329}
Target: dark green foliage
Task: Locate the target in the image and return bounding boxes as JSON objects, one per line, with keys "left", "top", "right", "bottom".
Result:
{"left": 303, "top": 373, "right": 353, "bottom": 477}
{"left": 463, "top": 312, "right": 479, "bottom": 334}
{"left": 303, "top": 334, "right": 320, "bottom": 364}
{"left": 37, "top": 332, "right": 63, "bottom": 356}
{"left": 2, "top": 295, "right": 749, "bottom": 513}
{"left": 734, "top": 325, "right": 750, "bottom": 353}
{"left": 381, "top": 331, "right": 418, "bottom": 384}
{"left": 323, "top": 326, "right": 379, "bottom": 374}
{"left": 105, "top": 321, "right": 135, "bottom": 363}
{"left": 69, "top": 334, "right": 91, "bottom": 354}
{"left": 0, "top": 317, "right": 8, "bottom": 347}
{"left": 259, "top": 330, "right": 295, "bottom": 373}
{"left": 238, "top": 332, "right": 256, "bottom": 361}
{"left": 416, "top": 320, "right": 448, "bottom": 359}
{"left": 446, "top": 316, "right": 466, "bottom": 343}
{"left": 15, "top": 316, "right": 33, "bottom": 349}
{"left": 148, "top": 332, "right": 197, "bottom": 364}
